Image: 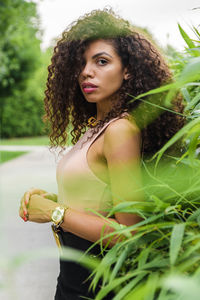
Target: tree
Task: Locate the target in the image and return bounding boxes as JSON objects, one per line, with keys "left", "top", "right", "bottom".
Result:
{"left": 0, "top": 0, "right": 48, "bottom": 137}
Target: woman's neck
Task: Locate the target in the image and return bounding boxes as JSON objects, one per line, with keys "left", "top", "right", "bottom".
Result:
{"left": 96, "top": 95, "right": 118, "bottom": 121}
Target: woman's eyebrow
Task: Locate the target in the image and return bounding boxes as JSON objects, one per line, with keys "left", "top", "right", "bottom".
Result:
{"left": 92, "top": 52, "right": 113, "bottom": 59}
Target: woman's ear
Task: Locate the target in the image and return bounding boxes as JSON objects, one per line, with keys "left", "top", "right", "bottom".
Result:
{"left": 123, "top": 68, "right": 130, "bottom": 80}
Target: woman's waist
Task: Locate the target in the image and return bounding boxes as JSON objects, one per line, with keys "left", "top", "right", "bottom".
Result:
{"left": 58, "top": 229, "right": 103, "bottom": 256}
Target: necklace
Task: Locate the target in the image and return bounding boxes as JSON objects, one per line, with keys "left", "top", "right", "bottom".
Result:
{"left": 87, "top": 116, "right": 99, "bottom": 128}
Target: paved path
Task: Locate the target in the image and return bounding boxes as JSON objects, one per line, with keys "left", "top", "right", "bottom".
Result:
{"left": 0, "top": 145, "right": 48, "bottom": 152}
{"left": 0, "top": 147, "right": 70, "bottom": 300}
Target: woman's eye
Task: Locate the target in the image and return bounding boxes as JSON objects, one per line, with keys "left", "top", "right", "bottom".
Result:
{"left": 97, "top": 59, "right": 108, "bottom": 66}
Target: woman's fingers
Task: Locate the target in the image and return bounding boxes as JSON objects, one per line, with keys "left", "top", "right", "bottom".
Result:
{"left": 24, "top": 188, "right": 47, "bottom": 207}
{"left": 23, "top": 192, "right": 30, "bottom": 211}
{"left": 20, "top": 195, "right": 28, "bottom": 215}
{"left": 25, "top": 191, "right": 30, "bottom": 206}
{"left": 26, "top": 188, "right": 47, "bottom": 198}
{"left": 19, "top": 199, "right": 28, "bottom": 221}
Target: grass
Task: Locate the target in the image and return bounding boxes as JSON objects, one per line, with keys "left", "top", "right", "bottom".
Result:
{"left": 0, "top": 136, "right": 50, "bottom": 146}
{"left": 0, "top": 136, "right": 50, "bottom": 163}
{"left": 0, "top": 151, "right": 28, "bottom": 163}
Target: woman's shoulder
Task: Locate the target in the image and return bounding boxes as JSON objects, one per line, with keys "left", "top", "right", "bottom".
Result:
{"left": 105, "top": 113, "right": 139, "bottom": 136}
{"left": 103, "top": 113, "right": 141, "bottom": 160}
{"left": 103, "top": 113, "right": 140, "bottom": 150}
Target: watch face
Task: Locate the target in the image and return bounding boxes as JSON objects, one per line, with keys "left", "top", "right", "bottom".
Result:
{"left": 52, "top": 207, "right": 64, "bottom": 224}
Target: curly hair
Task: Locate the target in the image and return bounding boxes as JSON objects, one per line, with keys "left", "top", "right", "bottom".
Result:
{"left": 44, "top": 8, "right": 184, "bottom": 155}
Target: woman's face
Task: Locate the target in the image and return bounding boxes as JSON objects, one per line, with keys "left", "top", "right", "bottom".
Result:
{"left": 78, "top": 39, "right": 127, "bottom": 104}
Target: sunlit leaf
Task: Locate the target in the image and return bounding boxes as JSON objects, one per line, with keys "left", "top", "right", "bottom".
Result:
{"left": 113, "top": 273, "right": 147, "bottom": 300}
{"left": 153, "top": 117, "right": 200, "bottom": 166}
{"left": 170, "top": 223, "right": 185, "bottom": 266}
{"left": 178, "top": 24, "right": 200, "bottom": 57}
{"left": 184, "top": 92, "right": 200, "bottom": 111}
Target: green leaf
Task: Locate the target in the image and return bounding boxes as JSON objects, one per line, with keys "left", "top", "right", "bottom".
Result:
{"left": 181, "top": 87, "right": 191, "bottom": 103}
{"left": 178, "top": 57, "right": 200, "bottom": 84}
{"left": 178, "top": 24, "right": 199, "bottom": 56}
{"left": 134, "top": 97, "right": 186, "bottom": 118}
{"left": 191, "top": 25, "right": 200, "bottom": 40}
{"left": 90, "top": 244, "right": 119, "bottom": 290}
{"left": 153, "top": 116, "right": 200, "bottom": 166}
{"left": 157, "top": 287, "right": 168, "bottom": 300}
{"left": 128, "top": 83, "right": 175, "bottom": 102}
{"left": 113, "top": 273, "right": 147, "bottom": 300}
{"left": 107, "top": 201, "right": 151, "bottom": 216}
{"left": 109, "top": 245, "right": 131, "bottom": 282}
{"left": 95, "top": 271, "right": 146, "bottom": 300}
{"left": 138, "top": 248, "right": 150, "bottom": 269}
{"left": 178, "top": 255, "right": 200, "bottom": 272}
{"left": 170, "top": 223, "right": 185, "bottom": 266}
{"left": 180, "top": 241, "right": 200, "bottom": 261}
{"left": 188, "top": 207, "right": 200, "bottom": 221}
{"left": 184, "top": 92, "right": 200, "bottom": 111}
{"left": 124, "top": 273, "right": 160, "bottom": 300}
{"left": 144, "top": 273, "right": 160, "bottom": 300}
{"left": 143, "top": 257, "right": 169, "bottom": 270}
{"left": 165, "top": 57, "right": 200, "bottom": 105}
{"left": 150, "top": 195, "right": 170, "bottom": 211}
{"left": 124, "top": 281, "right": 147, "bottom": 300}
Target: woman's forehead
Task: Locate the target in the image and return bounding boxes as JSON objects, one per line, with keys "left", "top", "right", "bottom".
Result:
{"left": 83, "top": 39, "right": 116, "bottom": 57}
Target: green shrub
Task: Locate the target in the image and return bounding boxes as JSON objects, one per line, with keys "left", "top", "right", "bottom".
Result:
{"left": 0, "top": 0, "right": 51, "bottom": 138}
{"left": 90, "top": 24, "right": 200, "bottom": 300}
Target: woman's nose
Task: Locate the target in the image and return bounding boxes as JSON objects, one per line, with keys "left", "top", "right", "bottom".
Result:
{"left": 80, "top": 63, "right": 95, "bottom": 78}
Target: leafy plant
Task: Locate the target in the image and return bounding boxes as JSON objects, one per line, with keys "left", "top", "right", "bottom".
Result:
{"left": 89, "top": 23, "right": 200, "bottom": 300}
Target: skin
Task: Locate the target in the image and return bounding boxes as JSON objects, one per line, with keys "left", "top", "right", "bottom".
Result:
{"left": 19, "top": 39, "right": 143, "bottom": 247}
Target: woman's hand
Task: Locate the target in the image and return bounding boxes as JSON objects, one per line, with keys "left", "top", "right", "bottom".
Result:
{"left": 19, "top": 194, "right": 58, "bottom": 223}
{"left": 20, "top": 188, "right": 57, "bottom": 221}
{"left": 42, "top": 193, "right": 58, "bottom": 202}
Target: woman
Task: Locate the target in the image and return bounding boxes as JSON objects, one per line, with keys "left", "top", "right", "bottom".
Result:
{"left": 19, "top": 9, "right": 184, "bottom": 299}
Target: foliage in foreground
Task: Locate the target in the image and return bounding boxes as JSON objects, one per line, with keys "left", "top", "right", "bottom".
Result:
{"left": 88, "top": 24, "right": 200, "bottom": 300}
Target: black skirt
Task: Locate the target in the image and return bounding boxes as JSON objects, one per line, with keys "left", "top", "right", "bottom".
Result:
{"left": 54, "top": 230, "right": 114, "bottom": 300}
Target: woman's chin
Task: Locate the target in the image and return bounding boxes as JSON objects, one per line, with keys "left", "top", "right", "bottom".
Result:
{"left": 84, "top": 98, "right": 98, "bottom": 103}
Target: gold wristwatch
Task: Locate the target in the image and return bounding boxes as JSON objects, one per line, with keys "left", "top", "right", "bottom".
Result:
{"left": 51, "top": 206, "right": 67, "bottom": 229}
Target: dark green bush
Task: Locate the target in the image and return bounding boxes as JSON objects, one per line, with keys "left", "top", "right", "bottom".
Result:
{"left": 0, "top": 0, "right": 51, "bottom": 138}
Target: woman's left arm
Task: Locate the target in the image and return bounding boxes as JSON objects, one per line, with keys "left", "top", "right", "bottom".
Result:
{"left": 103, "top": 118, "right": 143, "bottom": 225}
{"left": 61, "top": 118, "right": 143, "bottom": 245}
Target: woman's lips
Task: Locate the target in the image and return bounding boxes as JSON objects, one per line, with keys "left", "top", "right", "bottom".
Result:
{"left": 82, "top": 81, "right": 98, "bottom": 94}
{"left": 83, "top": 87, "right": 98, "bottom": 93}
{"left": 82, "top": 83, "right": 98, "bottom": 94}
